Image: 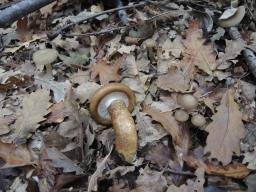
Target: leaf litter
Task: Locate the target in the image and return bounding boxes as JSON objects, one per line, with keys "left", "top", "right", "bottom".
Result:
{"left": 0, "top": 0, "right": 256, "bottom": 191}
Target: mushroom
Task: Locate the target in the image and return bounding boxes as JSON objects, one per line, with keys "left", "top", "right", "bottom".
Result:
{"left": 177, "top": 94, "right": 198, "bottom": 110}
{"left": 90, "top": 83, "right": 137, "bottom": 162}
{"left": 33, "top": 48, "right": 58, "bottom": 72}
{"left": 191, "top": 114, "right": 206, "bottom": 127}
{"left": 174, "top": 109, "right": 189, "bottom": 122}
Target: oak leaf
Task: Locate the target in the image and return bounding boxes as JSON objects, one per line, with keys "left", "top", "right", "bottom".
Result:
{"left": 144, "top": 107, "right": 190, "bottom": 166}
{"left": 204, "top": 89, "right": 245, "bottom": 165}
{"left": 0, "top": 141, "right": 33, "bottom": 168}
{"left": 11, "top": 89, "right": 51, "bottom": 143}
{"left": 183, "top": 20, "right": 217, "bottom": 75}
{"left": 156, "top": 69, "right": 191, "bottom": 92}
{"left": 91, "top": 59, "right": 120, "bottom": 85}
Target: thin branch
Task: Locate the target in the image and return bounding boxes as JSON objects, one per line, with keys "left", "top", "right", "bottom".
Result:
{"left": 47, "top": 1, "right": 148, "bottom": 40}
{"left": 64, "top": 26, "right": 128, "bottom": 37}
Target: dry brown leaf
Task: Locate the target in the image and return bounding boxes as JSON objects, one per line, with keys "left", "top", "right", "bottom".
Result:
{"left": 144, "top": 107, "right": 190, "bottom": 165}
{"left": 183, "top": 20, "right": 217, "bottom": 75}
{"left": 204, "top": 89, "right": 245, "bottom": 165}
{"left": 46, "top": 102, "right": 64, "bottom": 124}
{"left": 133, "top": 166, "right": 167, "bottom": 192}
{"left": 91, "top": 59, "right": 121, "bottom": 85}
{"left": 184, "top": 156, "right": 250, "bottom": 179}
{"left": 243, "top": 147, "right": 256, "bottom": 170}
{"left": 156, "top": 69, "right": 191, "bottom": 92}
{"left": 16, "top": 17, "right": 33, "bottom": 42}
{"left": 167, "top": 167, "right": 205, "bottom": 192}
{"left": 217, "top": 40, "right": 246, "bottom": 70}
{"left": 0, "top": 141, "right": 34, "bottom": 168}
{"left": 9, "top": 89, "right": 51, "bottom": 144}
{"left": 136, "top": 112, "right": 168, "bottom": 147}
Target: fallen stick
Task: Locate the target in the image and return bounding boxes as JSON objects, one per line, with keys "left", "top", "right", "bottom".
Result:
{"left": 0, "top": 0, "right": 55, "bottom": 28}
{"left": 47, "top": 1, "right": 148, "bottom": 40}
{"left": 228, "top": 27, "right": 256, "bottom": 78}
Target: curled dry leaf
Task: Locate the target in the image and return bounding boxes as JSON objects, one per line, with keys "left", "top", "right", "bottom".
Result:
{"left": 0, "top": 141, "right": 34, "bottom": 168}
{"left": 183, "top": 20, "right": 217, "bottom": 75}
{"left": 7, "top": 89, "right": 51, "bottom": 144}
{"left": 184, "top": 156, "right": 250, "bottom": 179}
{"left": 204, "top": 89, "right": 245, "bottom": 165}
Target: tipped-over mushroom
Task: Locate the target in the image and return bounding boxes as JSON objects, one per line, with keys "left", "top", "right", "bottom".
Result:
{"left": 90, "top": 83, "right": 137, "bottom": 162}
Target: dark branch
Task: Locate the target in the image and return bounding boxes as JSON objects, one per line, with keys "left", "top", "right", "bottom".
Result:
{"left": 47, "top": 1, "right": 148, "bottom": 40}
{"left": 0, "top": 0, "right": 55, "bottom": 28}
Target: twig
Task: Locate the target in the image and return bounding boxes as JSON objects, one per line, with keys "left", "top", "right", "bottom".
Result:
{"left": 228, "top": 27, "right": 256, "bottom": 78}
{"left": 47, "top": 1, "right": 148, "bottom": 40}
{"left": 0, "top": 0, "right": 55, "bottom": 28}
{"left": 164, "top": 169, "right": 196, "bottom": 176}
{"left": 64, "top": 26, "right": 128, "bottom": 37}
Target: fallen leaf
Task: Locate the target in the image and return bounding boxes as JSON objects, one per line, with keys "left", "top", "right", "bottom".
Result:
{"left": 136, "top": 112, "right": 168, "bottom": 147}
{"left": 42, "top": 147, "right": 84, "bottom": 175}
{"left": 75, "top": 82, "right": 101, "bottom": 103}
{"left": 133, "top": 166, "right": 167, "bottom": 192}
{"left": 184, "top": 156, "right": 250, "bottom": 179}
{"left": 88, "top": 147, "right": 113, "bottom": 192}
{"left": 91, "top": 59, "right": 120, "bottom": 85}
{"left": 204, "top": 89, "right": 245, "bottom": 165}
{"left": 243, "top": 147, "right": 256, "bottom": 170}
{"left": 16, "top": 17, "right": 32, "bottom": 42}
{"left": 46, "top": 102, "right": 64, "bottom": 124}
{"left": 9, "top": 177, "right": 28, "bottom": 192}
{"left": 145, "top": 142, "right": 171, "bottom": 168}
{"left": 35, "top": 76, "right": 67, "bottom": 103}
{"left": 57, "top": 82, "right": 82, "bottom": 139}
{"left": 9, "top": 89, "right": 51, "bottom": 143}
{"left": 156, "top": 69, "right": 191, "bottom": 92}
{"left": 144, "top": 107, "right": 190, "bottom": 166}
{"left": 183, "top": 20, "right": 217, "bottom": 75}
{"left": 0, "top": 141, "right": 33, "bottom": 168}
{"left": 162, "top": 35, "right": 185, "bottom": 58}
{"left": 59, "top": 51, "right": 88, "bottom": 65}
{"left": 217, "top": 40, "right": 245, "bottom": 70}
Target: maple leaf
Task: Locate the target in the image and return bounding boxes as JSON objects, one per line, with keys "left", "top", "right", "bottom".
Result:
{"left": 11, "top": 89, "right": 51, "bottom": 143}
{"left": 204, "top": 89, "right": 245, "bottom": 165}
{"left": 183, "top": 20, "right": 217, "bottom": 75}
{"left": 91, "top": 59, "right": 120, "bottom": 85}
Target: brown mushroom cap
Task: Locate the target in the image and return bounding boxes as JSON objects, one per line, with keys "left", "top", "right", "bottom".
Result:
{"left": 90, "top": 83, "right": 136, "bottom": 125}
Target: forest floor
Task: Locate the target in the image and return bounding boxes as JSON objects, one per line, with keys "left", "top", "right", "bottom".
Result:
{"left": 0, "top": 0, "right": 256, "bottom": 192}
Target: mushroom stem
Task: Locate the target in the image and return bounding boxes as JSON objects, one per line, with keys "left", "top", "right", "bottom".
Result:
{"left": 108, "top": 100, "right": 137, "bottom": 162}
